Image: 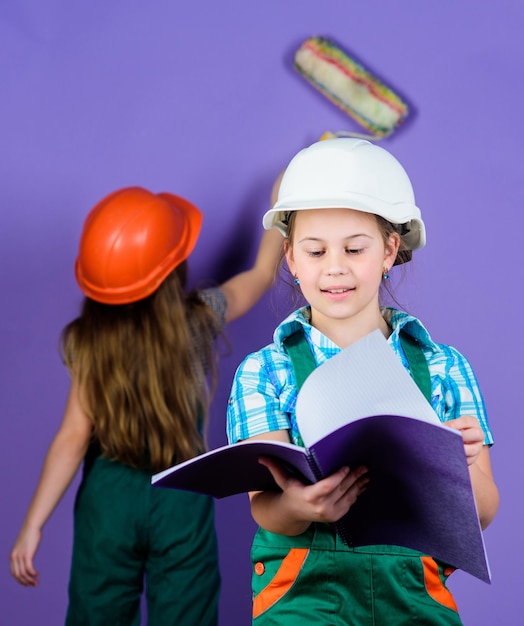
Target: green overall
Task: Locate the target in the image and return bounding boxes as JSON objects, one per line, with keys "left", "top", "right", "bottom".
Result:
{"left": 251, "top": 331, "right": 462, "bottom": 626}
{"left": 66, "top": 452, "right": 220, "bottom": 625}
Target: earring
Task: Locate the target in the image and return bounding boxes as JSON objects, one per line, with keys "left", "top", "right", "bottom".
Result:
{"left": 382, "top": 267, "right": 390, "bottom": 281}
{"left": 294, "top": 274, "right": 300, "bottom": 285}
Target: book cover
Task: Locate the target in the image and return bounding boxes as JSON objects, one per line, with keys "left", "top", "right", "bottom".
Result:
{"left": 152, "top": 330, "right": 490, "bottom": 582}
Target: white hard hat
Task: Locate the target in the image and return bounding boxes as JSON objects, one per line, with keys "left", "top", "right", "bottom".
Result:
{"left": 263, "top": 138, "right": 426, "bottom": 255}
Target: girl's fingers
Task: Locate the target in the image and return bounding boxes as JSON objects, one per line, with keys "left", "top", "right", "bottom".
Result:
{"left": 339, "top": 466, "right": 369, "bottom": 491}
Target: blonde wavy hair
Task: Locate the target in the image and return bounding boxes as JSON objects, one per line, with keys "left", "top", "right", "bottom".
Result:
{"left": 61, "top": 263, "right": 222, "bottom": 473}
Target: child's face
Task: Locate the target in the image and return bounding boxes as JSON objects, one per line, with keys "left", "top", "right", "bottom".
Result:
{"left": 285, "top": 208, "right": 399, "bottom": 338}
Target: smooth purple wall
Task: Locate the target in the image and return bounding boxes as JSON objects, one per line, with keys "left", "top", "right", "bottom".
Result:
{"left": 1, "top": 1, "right": 521, "bottom": 624}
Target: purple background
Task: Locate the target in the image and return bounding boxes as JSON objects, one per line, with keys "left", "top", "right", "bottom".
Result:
{"left": 1, "top": 1, "right": 521, "bottom": 624}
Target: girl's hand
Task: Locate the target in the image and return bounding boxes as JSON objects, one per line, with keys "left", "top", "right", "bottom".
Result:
{"left": 445, "top": 415, "right": 484, "bottom": 466}
{"left": 258, "top": 455, "right": 369, "bottom": 524}
{"left": 9, "top": 377, "right": 91, "bottom": 587}
{"left": 10, "top": 526, "right": 42, "bottom": 586}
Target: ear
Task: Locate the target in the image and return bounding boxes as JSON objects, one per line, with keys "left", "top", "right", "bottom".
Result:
{"left": 284, "top": 239, "right": 296, "bottom": 276}
{"left": 384, "top": 232, "right": 401, "bottom": 266}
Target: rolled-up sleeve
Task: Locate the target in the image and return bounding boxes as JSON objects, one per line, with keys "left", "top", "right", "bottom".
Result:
{"left": 226, "top": 349, "right": 294, "bottom": 444}
{"left": 430, "top": 344, "right": 494, "bottom": 445}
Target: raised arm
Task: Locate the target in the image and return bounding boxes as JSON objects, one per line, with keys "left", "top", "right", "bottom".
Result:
{"left": 218, "top": 171, "right": 285, "bottom": 324}
{"left": 220, "top": 227, "right": 283, "bottom": 324}
{"left": 10, "top": 376, "right": 92, "bottom": 586}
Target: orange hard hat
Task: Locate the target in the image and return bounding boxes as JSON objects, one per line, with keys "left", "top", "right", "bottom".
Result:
{"left": 75, "top": 186, "right": 202, "bottom": 304}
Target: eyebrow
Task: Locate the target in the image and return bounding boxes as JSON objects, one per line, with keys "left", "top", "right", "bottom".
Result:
{"left": 297, "top": 233, "right": 374, "bottom": 244}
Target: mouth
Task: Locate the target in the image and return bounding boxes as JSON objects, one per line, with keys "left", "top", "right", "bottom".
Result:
{"left": 321, "top": 287, "right": 354, "bottom": 294}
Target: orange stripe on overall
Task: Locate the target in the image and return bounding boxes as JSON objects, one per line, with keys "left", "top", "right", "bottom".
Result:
{"left": 421, "top": 556, "right": 458, "bottom": 612}
{"left": 253, "top": 548, "right": 309, "bottom": 619}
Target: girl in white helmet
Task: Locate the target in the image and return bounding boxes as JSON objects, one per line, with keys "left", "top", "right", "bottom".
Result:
{"left": 227, "top": 138, "right": 499, "bottom": 625}
{"left": 10, "top": 186, "right": 283, "bottom": 625}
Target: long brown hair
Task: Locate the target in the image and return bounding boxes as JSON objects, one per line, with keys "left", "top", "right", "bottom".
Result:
{"left": 61, "top": 263, "right": 221, "bottom": 472}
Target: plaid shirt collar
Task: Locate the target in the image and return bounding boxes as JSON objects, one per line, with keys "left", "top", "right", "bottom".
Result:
{"left": 272, "top": 306, "right": 439, "bottom": 364}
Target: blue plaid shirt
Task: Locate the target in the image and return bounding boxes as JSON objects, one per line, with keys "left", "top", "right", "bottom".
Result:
{"left": 226, "top": 307, "right": 493, "bottom": 447}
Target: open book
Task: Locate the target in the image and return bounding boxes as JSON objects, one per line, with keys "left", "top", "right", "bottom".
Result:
{"left": 152, "top": 330, "right": 490, "bottom": 583}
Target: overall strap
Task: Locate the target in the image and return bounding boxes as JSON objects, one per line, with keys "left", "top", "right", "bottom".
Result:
{"left": 283, "top": 330, "right": 318, "bottom": 392}
{"left": 398, "top": 333, "right": 432, "bottom": 404}
{"left": 284, "top": 329, "right": 432, "bottom": 401}
{"left": 283, "top": 331, "right": 316, "bottom": 448}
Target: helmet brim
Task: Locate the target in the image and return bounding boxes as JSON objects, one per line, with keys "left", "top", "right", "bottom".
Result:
{"left": 263, "top": 196, "right": 426, "bottom": 258}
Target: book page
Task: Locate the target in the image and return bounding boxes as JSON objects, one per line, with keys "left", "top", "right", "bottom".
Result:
{"left": 296, "top": 330, "right": 442, "bottom": 448}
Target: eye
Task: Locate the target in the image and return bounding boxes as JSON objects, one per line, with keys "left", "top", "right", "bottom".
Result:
{"left": 306, "top": 249, "right": 325, "bottom": 258}
{"left": 346, "top": 247, "right": 364, "bottom": 255}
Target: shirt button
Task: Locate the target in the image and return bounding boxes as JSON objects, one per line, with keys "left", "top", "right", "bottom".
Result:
{"left": 254, "top": 562, "right": 265, "bottom": 576}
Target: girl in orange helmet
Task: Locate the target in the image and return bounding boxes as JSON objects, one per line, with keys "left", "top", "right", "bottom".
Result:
{"left": 10, "top": 186, "right": 282, "bottom": 625}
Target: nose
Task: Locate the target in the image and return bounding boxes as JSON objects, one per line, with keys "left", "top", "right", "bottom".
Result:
{"left": 325, "top": 250, "right": 348, "bottom": 276}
